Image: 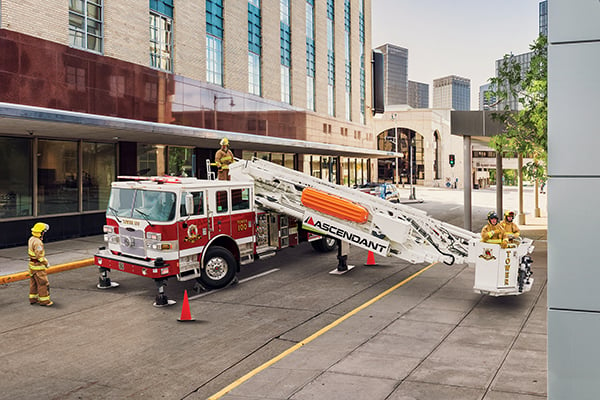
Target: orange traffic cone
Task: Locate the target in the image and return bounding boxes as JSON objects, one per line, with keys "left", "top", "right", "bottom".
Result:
{"left": 177, "top": 290, "right": 195, "bottom": 322}
{"left": 365, "top": 251, "right": 378, "bottom": 266}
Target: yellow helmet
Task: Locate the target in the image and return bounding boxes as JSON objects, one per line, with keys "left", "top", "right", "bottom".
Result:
{"left": 504, "top": 210, "right": 515, "bottom": 220}
{"left": 31, "top": 222, "right": 49, "bottom": 237}
{"left": 220, "top": 138, "right": 229, "bottom": 146}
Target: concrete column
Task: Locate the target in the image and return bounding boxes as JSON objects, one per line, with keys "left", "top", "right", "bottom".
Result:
{"left": 463, "top": 136, "right": 472, "bottom": 231}
{"left": 518, "top": 154, "right": 525, "bottom": 225}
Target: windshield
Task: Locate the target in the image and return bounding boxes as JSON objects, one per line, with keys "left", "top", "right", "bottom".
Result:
{"left": 107, "top": 188, "right": 177, "bottom": 222}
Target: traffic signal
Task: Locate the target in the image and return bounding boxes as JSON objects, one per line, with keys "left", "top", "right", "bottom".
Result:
{"left": 449, "top": 154, "right": 455, "bottom": 167}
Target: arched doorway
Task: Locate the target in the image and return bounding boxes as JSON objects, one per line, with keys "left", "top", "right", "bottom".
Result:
{"left": 377, "top": 128, "right": 423, "bottom": 184}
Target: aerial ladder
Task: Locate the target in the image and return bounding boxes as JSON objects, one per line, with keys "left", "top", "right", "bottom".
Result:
{"left": 229, "top": 158, "right": 534, "bottom": 296}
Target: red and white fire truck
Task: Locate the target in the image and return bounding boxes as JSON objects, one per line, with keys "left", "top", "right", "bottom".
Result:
{"left": 95, "top": 158, "right": 533, "bottom": 306}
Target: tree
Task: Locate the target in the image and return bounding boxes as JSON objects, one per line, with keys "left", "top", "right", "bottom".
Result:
{"left": 487, "top": 35, "right": 547, "bottom": 182}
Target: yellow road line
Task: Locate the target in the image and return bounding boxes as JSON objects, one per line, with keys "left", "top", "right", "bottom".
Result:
{"left": 207, "top": 261, "right": 438, "bottom": 400}
{"left": 0, "top": 258, "right": 95, "bottom": 285}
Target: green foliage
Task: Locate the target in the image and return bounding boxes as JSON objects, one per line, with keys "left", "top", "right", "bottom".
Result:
{"left": 487, "top": 35, "right": 547, "bottom": 181}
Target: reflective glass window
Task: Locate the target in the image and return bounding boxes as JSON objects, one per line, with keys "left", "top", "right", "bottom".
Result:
{"left": 180, "top": 191, "right": 204, "bottom": 217}
{"left": 168, "top": 146, "right": 193, "bottom": 176}
{"left": 231, "top": 188, "right": 250, "bottom": 211}
{"left": 149, "top": 11, "right": 173, "bottom": 72}
{"left": 82, "top": 142, "right": 116, "bottom": 211}
{"left": 69, "top": 0, "right": 103, "bottom": 53}
{"left": 0, "top": 137, "right": 32, "bottom": 218}
{"left": 216, "top": 190, "right": 228, "bottom": 213}
{"left": 37, "top": 140, "right": 78, "bottom": 215}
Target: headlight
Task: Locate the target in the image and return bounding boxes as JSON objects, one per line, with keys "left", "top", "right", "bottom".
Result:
{"left": 147, "top": 241, "right": 177, "bottom": 251}
{"left": 103, "top": 225, "right": 114, "bottom": 234}
{"left": 146, "top": 232, "right": 162, "bottom": 241}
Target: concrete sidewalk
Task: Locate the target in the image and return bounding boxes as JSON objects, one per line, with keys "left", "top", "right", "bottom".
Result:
{"left": 0, "top": 234, "right": 104, "bottom": 282}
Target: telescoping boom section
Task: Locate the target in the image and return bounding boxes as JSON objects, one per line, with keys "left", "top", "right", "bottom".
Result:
{"left": 229, "top": 158, "right": 534, "bottom": 296}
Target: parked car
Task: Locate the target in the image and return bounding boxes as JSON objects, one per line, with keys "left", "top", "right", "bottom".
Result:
{"left": 356, "top": 182, "right": 400, "bottom": 203}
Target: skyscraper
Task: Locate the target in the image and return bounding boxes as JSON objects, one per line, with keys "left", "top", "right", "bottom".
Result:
{"left": 375, "top": 43, "right": 408, "bottom": 105}
{"left": 432, "top": 75, "right": 471, "bottom": 110}
{"left": 479, "top": 83, "right": 497, "bottom": 110}
{"left": 495, "top": 51, "right": 533, "bottom": 110}
{"left": 539, "top": 0, "right": 548, "bottom": 37}
{"left": 408, "top": 80, "right": 429, "bottom": 109}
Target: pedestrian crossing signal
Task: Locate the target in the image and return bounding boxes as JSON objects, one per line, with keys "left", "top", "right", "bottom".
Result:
{"left": 449, "top": 154, "right": 455, "bottom": 167}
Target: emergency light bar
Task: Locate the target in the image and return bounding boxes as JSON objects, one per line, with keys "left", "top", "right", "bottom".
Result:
{"left": 117, "top": 176, "right": 199, "bottom": 184}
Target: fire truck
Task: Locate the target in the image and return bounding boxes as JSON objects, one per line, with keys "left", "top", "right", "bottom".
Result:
{"left": 94, "top": 158, "right": 533, "bottom": 306}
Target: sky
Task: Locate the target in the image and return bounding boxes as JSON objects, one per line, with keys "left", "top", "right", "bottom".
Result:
{"left": 371, "top": 0, "right": 541, "bottom": 110}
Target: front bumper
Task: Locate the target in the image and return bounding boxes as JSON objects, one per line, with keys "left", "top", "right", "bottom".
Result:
{"left": 95, "top": 249, "right": 179, "bottom": 279}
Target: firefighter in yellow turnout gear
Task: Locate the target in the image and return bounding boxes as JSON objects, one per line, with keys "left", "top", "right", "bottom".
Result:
{"left": 215, "top": 138, "right": 234, "bottom": 180}
{"left": 481, "top": 211, "right": 504, "bottom": 244}
{"left": 28, "top": 222, "right": 53, "bottom": 306}
{"left": 500, "top": 210, "right": 521, "bottom": 248}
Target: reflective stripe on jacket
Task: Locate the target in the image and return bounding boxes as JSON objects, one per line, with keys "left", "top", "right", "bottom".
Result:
{"left": 28, "top": 236, "right": 48, "bottom": 270}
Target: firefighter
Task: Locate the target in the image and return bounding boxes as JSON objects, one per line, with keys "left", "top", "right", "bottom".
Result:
{"left": 215, "top": 138, "right": 234, "bottom": 180}
{"left": 28, "top": 222, "right": 53, "bottom": 306}
{"left": 481, "top": 211, "right": 504, "bottom": 244}
{"left": 500, "top": 210, "right": 521, "bottom": 247}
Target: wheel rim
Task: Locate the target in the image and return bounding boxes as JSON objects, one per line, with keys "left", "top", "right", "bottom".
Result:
{"left": 206, "top": 256, "right": 229, "bottom": 280}
{"left": 325, "top": 237, "right": 336, "bottom": 248}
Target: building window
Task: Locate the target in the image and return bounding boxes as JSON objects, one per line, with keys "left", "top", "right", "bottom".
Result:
{"left": 248, "top": 52, "right": 261, "bottom": 95}
{"left": 69, "top": 0, "right": 103, "bottom": 53}
{"left": 137, "top": 143, "right": 166, "bottom": 176}
{"left": 280, "top": 0, "right": 291, "bottom": 103}
{"left": 307, "top": 76, "right": 315, "bottom": 110}
{"left": 167, "top": 146, "right": 194, "bottom": 177}
{"left": 281, "top": 65, "right": 290, "bottom": 103}
{"left": 327, "top": 0, "right": 335, "bottom": 116}
{"left": 206, "top": 0, "right": 224, "bottom": 85}
{"left": 359, "top": 0, "right": 365, "bottom": 123}
{"left": 38, "top": 140, "right": 79, "bottom": 215}
{"left": 248, "top": 0, "right": 262, "bottom": 96}
{"left": 82, "top": 142, "right": 116, "bottom": 211}
{"left": 149, "top": 2, "right": 173, "bottom": 72}
{"left": 306, "top": 0, "right": 315, "bottom": 111}
{"left": 0, "top": 137, "right": 32, "bottom": 218}
{"left": 344, "top": 0, "right": 351, "bottom": 121}
{"left": 206, "top": 36, "right": 223, "bottom": 85}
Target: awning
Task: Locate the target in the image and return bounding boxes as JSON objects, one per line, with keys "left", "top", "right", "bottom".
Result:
{"left": 0, "top": 102, "right": 401, "bottom": 158}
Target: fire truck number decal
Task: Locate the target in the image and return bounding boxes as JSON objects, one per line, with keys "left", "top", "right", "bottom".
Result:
{"left": 184, "top": 224, "right": 201, "bottom": 243}
{"left": 237, "top": 220, "right": 249, "bottom": 232}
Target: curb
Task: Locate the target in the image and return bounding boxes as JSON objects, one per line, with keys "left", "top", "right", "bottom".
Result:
{"left": 0, "top": 258, "right": 95, "bottom": 285}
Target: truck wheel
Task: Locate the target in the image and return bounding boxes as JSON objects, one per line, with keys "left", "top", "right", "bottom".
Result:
{"left": 311, "top": 236, "right": 337, "bottom": 253}
{"left": 199, "top": 246, "right": 237, "bottom": 289}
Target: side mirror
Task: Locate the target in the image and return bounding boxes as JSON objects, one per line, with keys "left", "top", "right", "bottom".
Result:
{"left": 185, "top": 193, "right": 194, "bottom": 216}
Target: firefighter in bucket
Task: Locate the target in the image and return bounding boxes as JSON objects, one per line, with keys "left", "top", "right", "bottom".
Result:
{"left": 481, "top": 211, "right": 504, "bottom": 245}
{"left": 500, "top": 210, "right": 521, "bottom": 248}
{"left": 215, "top": 138, "right": 234, "bottom": 180}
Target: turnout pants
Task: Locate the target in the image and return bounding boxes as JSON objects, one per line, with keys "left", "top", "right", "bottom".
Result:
{"left": 29, "top": 269, "right": 51, "bottom": 305}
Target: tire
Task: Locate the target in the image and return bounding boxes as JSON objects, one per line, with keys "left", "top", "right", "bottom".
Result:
{"left": 198, "top": 246, "right": 237, "bottom": 289}
{"left": 310, "top": 236, "right": 337, "bottom": 253}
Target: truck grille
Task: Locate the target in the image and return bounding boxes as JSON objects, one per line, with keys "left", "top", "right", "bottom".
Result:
{"left": 119, "top": 229, "right": 146, "bottom": 258}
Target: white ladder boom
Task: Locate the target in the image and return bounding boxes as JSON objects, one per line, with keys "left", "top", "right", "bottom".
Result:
{"left": 229, "top": 158, "right": 480, "bottom": 265}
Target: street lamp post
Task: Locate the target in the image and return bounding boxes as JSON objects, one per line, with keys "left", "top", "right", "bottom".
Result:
{"left": 213, "top": 95, "right": 235, "bottom": 130}
{"left": 409, "top": 133, "right": 416, "bottom": 200}
{"left": 391, "top": 113, "right": 399, "bottom": 185}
